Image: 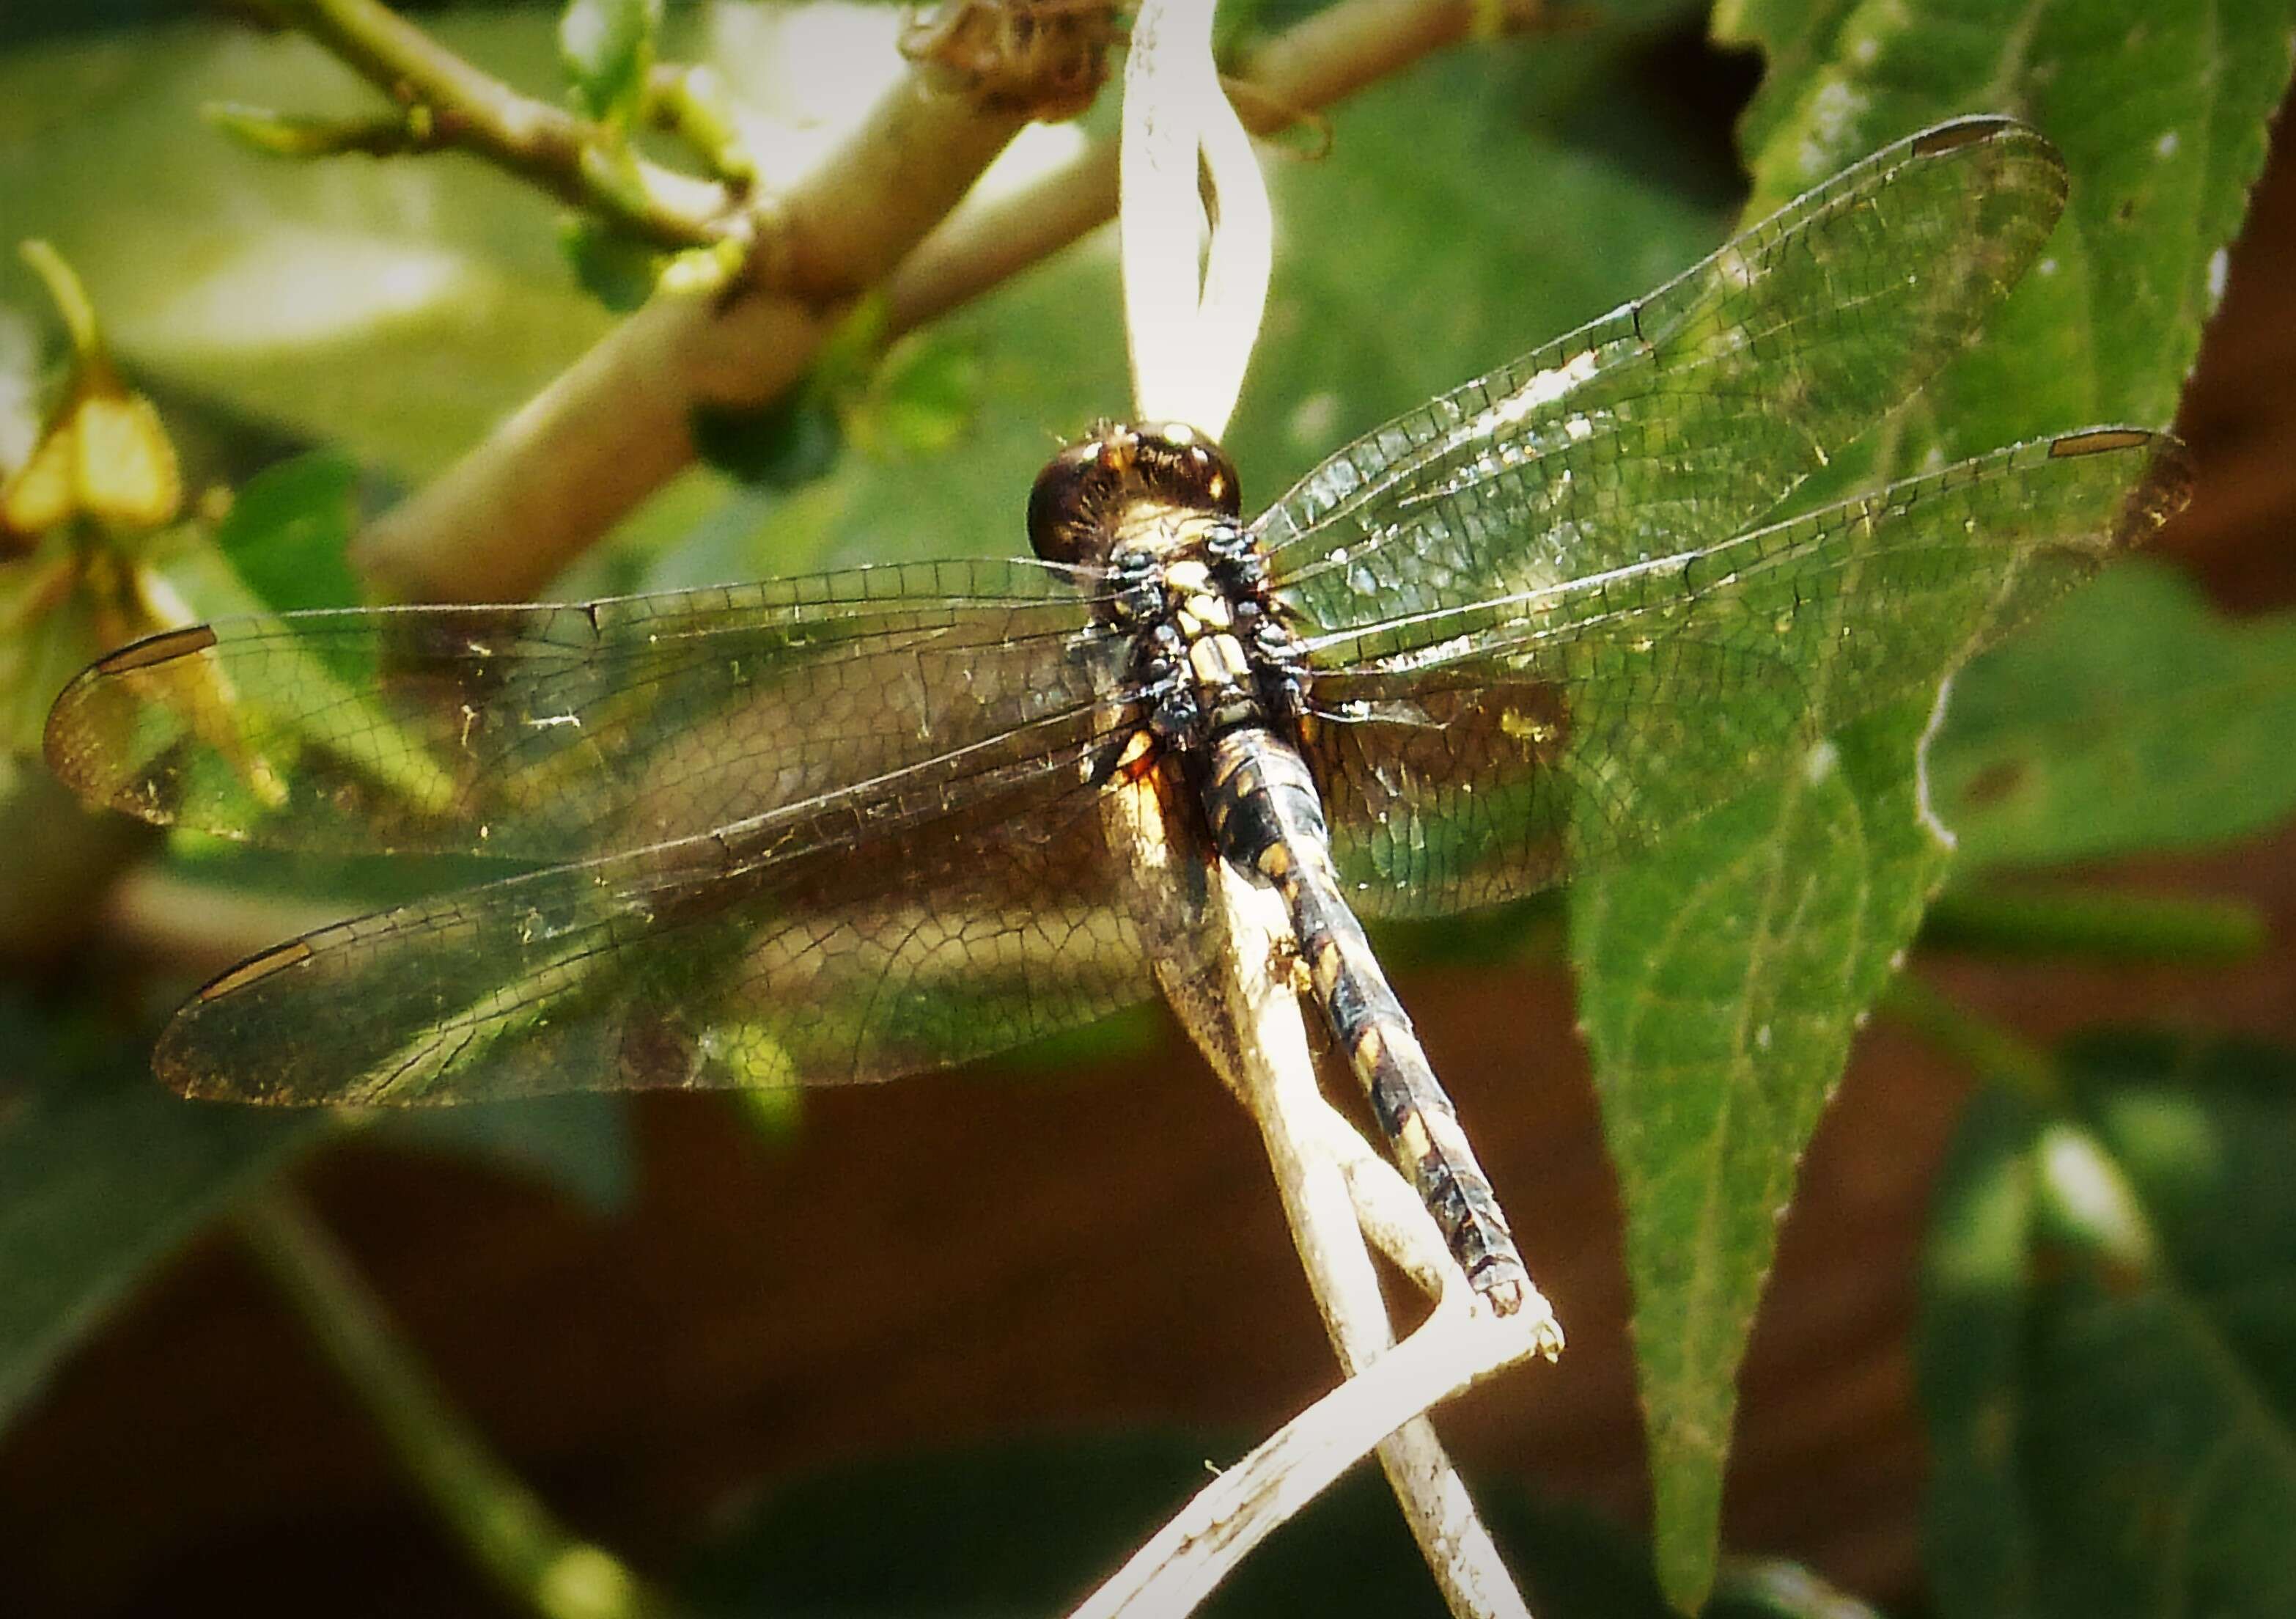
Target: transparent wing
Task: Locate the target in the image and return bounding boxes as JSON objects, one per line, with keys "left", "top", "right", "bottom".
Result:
{"left": 1305, "top": 431, "right": 2191, "bottom": 917}
{"left": 45, "top": 558, "right": 1118, "bottom": 860}
{"left": 1259, "top": 117, "right": 2069, "bottom": 637}
{"left": 152, "top": 710, "right": 1167, "bottom": 1103}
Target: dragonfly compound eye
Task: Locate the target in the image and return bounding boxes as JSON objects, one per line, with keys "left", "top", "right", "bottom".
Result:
{"left": 1027, "top": 440, "right": 1116, "bottom": 564}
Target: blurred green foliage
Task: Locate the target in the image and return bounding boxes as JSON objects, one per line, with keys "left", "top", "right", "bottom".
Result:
{"left": 1921, "top": 1034, "right": 2296, "bottom": 1619}
{"left": 1933, "top": 562, "right": 2296, "bottom": 869}
{"left": 680, "top": 1430, "right": 1876, "bottom": 1618}
{"left": 560, "top": 0, "right": 663, "bottom": 122}
{"left": 0, "top": 997, "right": 323, "bottom": 1423}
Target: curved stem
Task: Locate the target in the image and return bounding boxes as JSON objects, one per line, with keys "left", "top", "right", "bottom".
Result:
{"left": 1879, "top": 973, "right": 2062, "bottom": 1108}
{"left": 1212, "top": 873, "right": 1553, "bottom": 1619}
{"left": 236, "top": 1191, "right": 677, "bottom": 1619}
{"left": 1106, "top": 9, "right": 1549, "bottom": 1611}
{"left": 1072, "top": 1275, "right": 1556, "bottom": 1618}
{"left": 1919, "top": 882, "right": 2268, "bottom": 963}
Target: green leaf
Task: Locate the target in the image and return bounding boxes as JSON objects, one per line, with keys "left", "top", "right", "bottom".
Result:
{"left": 559, "top": 0, "right": 662, "bottom": 125}
{"left": 690, "top": 388, "right": 845, "bottom": 490}
{"left": 210, "top": 449, "right": 361, "bottom": 615}
{"left": 1721, "top": 0, "right": 2294, "bottom": 447}
{"left": 0, "top": 996, "right": 324, "bottom": 1433}
{"left": 1929, "top": 560, "right": 2296, "bottom": 869}
{"left": 558, "top": 216, "right": 661, "bottom": 313}
{"left": 1581, "top": 5, "right": 2296, "bottom": 1606}
{"left": 1919, "top": 1032, "right": 2296, "bottom": 1618}
{"left": 1574, "top": 697, "right": 1951, "bottom": 1605}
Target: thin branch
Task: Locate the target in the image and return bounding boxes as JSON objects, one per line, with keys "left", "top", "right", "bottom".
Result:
{"left": 255, "top": 0, "right": 735, "bottom": 248}
{"left": 347, "top": 0, "right": 1546, "bottom": 603}
{"left": 1204, "top": 866, "right": 1556, "bottom": 1619}
{"left": 353, "top": 35, "right": 1038, "bottom": 602}
{"left": 1101, "top": 8, "right": 1553, "bottom": 1608}
{"left": 887, "top": 0, "right": 1556, "bottom": 332}
{"left": 1918, "top": 882, "right": 2268, "bottom": 962}
{"left": 1880, "top": 974, "right": 2064, "bottom": 1109}
{"left": 1073, "top": 1279, "right": 1559, "bottom": 1618}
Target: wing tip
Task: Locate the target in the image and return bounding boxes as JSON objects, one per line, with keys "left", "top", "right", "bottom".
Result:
{"left": 1913, "top": 114, "right": 2014, "bottom": 154}
{"left": 196, "top": 938, "right": 317, "bottom": 1002}
{"left": 41, "top": 630, "right": 221, "bottom": 822}
{"left": 40, "top": 669, "right": 151, "bottom": 823}
{"left": 1911, "top": 114, "right": 2042, "bottom": 157}
{"left": 1906, "top": 115, "right": 2068, "bottom": 210}
{"left": 2125, "top": 433, "right": 2196, "bottom": 543}
{"left": 2045, "top": 427, "right": 2196, "bottom": 549}
{"left": 152, "top": 940, "right": 321, "bottom": 1104}
{"left": 40, "top": 663, "right": 97, "bottom": 790}
{"left": 94, "top": 623, "right": 220, "bottom": 675}
{"left": 152, "top": 1018, "right": 231, "bottom": 1102}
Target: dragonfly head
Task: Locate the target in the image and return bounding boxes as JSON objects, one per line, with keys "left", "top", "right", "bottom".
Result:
{"left": 1028, "top": 420, "right": 1240, "bottom": 565}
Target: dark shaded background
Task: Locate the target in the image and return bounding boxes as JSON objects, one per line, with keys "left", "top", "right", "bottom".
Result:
{"left": 2, "top": 12, "right": 2292, "bottom": 1618}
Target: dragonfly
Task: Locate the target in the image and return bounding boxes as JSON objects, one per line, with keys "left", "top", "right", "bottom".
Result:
{"left": 45, "top": 117, "right": 2190, "bottom": 1312}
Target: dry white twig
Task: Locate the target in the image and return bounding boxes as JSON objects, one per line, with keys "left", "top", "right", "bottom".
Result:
{"left": 1091, "top": 807, "right": 1558, "bottom": 1618}
{"left": 1075, "top": 1264, "right": 1559, "bottom": 1618}
{"left": 1085, "top": 4, "right": 1557, "bottom": 1614}
{"left": 1193, "top": 867, "right": 1558, "bottom": 1619}
{"left": 1119, "top": 0, "right": 1269, "bottom": 430}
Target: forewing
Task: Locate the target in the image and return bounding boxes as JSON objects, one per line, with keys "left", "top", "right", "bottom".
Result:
{"left": 154, "top": 711, "right": 1159, "bottom": 1103}
{"left": 45, "top": 559, "right": 1116, "bottom": 859}
{"left": 1308, "top": 432, "right": 2191, "bottom": 917}
{"left": 1259, "top": 117, "right": 2069, "bottom": 636}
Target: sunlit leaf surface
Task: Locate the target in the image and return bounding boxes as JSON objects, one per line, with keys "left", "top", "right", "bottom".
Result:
{"left": 1581, "top": 2, "right": 2294, "bottom": 1604}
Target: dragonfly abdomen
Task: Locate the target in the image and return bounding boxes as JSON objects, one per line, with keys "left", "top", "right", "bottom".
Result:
{"left": 1202, "top": 727, "right": 1528, "bottom": 1313}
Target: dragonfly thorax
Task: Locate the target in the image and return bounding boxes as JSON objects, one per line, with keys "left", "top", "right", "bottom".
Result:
{"left": 1031, "top": 424, "right": 1310, "bottom": 763}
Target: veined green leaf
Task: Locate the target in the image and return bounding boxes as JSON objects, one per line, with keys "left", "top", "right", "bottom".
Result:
{"left": 1583, "top": 4, "right": 2295, "bottom": 1605}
